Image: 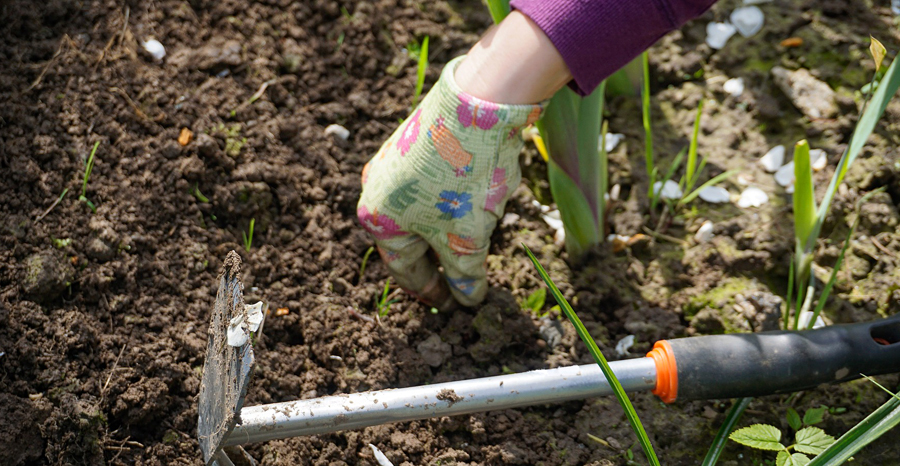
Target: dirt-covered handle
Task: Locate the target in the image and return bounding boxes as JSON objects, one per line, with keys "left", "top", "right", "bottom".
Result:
{"left": 649, "top": 315, "right": 900, "bottom": 402}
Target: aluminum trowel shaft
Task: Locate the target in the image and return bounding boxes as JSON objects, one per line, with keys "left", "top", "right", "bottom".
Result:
{"left": 225, "top": 358, "right": 657, "bottom": 446}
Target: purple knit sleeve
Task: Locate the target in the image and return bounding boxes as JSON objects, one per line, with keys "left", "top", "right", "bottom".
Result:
{"left": 510, "top": 0, "right": 718, "bottom": 96}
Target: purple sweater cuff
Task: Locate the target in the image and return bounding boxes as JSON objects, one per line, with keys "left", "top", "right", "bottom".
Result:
{"left": 511, "top": 0, "right": 717, "bottom": 96}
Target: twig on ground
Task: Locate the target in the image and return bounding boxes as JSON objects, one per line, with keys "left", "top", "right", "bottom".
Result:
{"left": 641, "top": 225, "right": 688, "bottom": 246}
{"left": 101, "top": 344, "right": 127, "bottom": 397}
{"left": 871, "top": 236, "right": 896, "bottom": 259}
{"left": 23, "top": 35, "right": 73, "bottom": 94}
{"left": 110, "top": 86, "right": 151, "bottom": 121}
{"left": 231, "top": 78, "right": 278, "bottom": 115}
{"left": 34, "top": 188, "right": 69, "bottom": 224}
{"left": 95, "top": 7, "right": 130, "bottom": 67}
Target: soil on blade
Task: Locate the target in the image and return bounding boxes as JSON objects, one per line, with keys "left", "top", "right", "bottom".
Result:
{"left": 1, "top": 0, "right": 899, "bottom": 465}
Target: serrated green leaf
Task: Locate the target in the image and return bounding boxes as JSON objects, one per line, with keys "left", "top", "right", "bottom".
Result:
{"left": 778, "top": 451, "right": 811, "bottom": 466}
{"left": 787, "top": 407, "right": 802, "bottom": 431}
{"left": 804, "top": 406, "right": 827, "bottom": 425}
{"left": 795, "top": 426, "right": 835, "bottom": 455}
{"left": 730, "top": 424, "right": 784, "bottom": 451}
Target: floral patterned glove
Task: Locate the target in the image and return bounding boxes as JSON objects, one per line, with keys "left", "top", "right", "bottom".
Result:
{"left": 357, "top": 56, "right": 544, "bottom": 308}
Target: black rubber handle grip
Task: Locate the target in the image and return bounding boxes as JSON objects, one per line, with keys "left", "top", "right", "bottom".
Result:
{"left": 665, "top": 314, "right": 900, "bottom": 401}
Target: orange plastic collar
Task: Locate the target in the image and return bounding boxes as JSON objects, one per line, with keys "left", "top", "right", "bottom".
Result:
{"left": 647, "top": 340, "right": 678, "bottom": 403}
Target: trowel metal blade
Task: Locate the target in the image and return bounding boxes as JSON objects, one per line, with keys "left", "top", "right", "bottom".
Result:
{"left": 198, "top": 251, "right": 255, "bottom": 465}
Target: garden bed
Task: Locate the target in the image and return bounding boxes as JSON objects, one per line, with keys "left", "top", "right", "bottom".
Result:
{"left": 1, "top": 0, "right": 899, "bottom": 464}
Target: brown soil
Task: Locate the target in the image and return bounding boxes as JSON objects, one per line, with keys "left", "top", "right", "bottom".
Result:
{"left": 1, "top": 0, "right": 899, "bottom": 465}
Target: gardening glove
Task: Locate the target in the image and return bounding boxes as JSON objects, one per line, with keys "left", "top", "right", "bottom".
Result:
{"left": 357, "top": 56, "right": 544, "bottom": 308}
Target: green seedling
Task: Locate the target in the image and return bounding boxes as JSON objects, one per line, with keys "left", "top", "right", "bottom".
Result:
{"left": 359, "top": 246, "right": 375, "bottom": 281}
{"left": 729, "top": 423, "right": 835, "bottom": 466}
{"left": 524, "top": 244, "right": 659, "bottom": 465}
{"left": 79, "top": 141, "right": 100, "bottom": 212}
{"left": 411, "top": 36, "right": 430, "bottom": 109}
{"left": 641, "top": 52, "right": 657, "bottom": 211}
{"left": 376, "top": 278, "right": 399, "bottom": 318}
{"left": 807, "top": 388, "right": 900, "bottom": 466}
{"left": 52, "top": 237, "right": 72, "bottom": 249}
{"left": 242, "top": 218, "right": 255, "bottom": 252}
{"left": 522, "top": 288, "right": 547, "bottom": 317}
{"left": 191, "top": 183, "right": 210, "bottom": 203}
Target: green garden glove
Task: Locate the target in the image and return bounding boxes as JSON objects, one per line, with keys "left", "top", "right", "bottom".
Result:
{"left": 357, "top": 56, "right": 544, "bottom": 308}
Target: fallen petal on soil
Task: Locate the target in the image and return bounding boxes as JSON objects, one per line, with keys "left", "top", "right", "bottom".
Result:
{"left": 698, "top": 186, "right": 731, "bottom": 203}
{"left": 368, "top": 444, "right": 395, "bottom": 466}
{"left": 615, "top": 335, "right": 635, "bottom": 356}
{"left": 760, "top": 145, "right": 785, "bottom": 172}
{"left": 142, "top": 39, "right": 166, "bottom": 60}
{"left": 774, "top": 161, "right": 795, "bottom": 187}
{"left": 324, "top": 124, "right": 350, "bottom": 140}
{"left": 695, "top": 220, "right": 715, "bottom": 243}
{"left": 653, "top": 180, "right": 683, "bottom": 199}
{"left": 737, "top": 187, "right": 768, "bottom": 208}
{"left": 724, "top": 77, "right": 745, "bottom": 97}
{"left": 730, "top": 6, "right": 764, "bottom": 37}
{"left": 706, "top": 22, "right": 737, "bottom": 49}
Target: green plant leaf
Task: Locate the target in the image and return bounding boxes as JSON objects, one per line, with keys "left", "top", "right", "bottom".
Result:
{"left": 777, "top": 451, "right": 811, "bottom": 466}
{"left": 702, "top": 397, "right": 752, "bottom": 466}
{"left": 794, "top": 426, "right": 834, "bottom": 455}
{"left": 641, "top": 51, "right": 655, "bottom": 203}
{"left": 729, "top": 424, "right": 784, "bottom": 451}
{"left": 485, "top": 0, "right": 510, "bottom": 23}
{"left": 411, "top": 36, "right": 429, "bottom": 109}
{"left": 523, "top": 288, "right": 547, "bottom": 314}
{"left": 807, "top": 393, "right": 900, "bottom": 465}
{"left": 684, "top": 99, "right": 705, "bottom": 193}
{"left": 523, "top": 245, "right": 660, "bottom": 466}
{"left": 803, "top": 406, "right": 828, "bottom": 426}
{"left": 787, "top": 407, "right": 802, "bottom": 431}
{"left": 793, "top": 140, "right": 817, "bottom": 253}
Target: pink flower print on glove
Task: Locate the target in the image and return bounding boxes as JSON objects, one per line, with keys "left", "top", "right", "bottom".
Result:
{"left": 396, "top": 109, "right": 422, "bottom": 156}
{"left": 457, "top": 93, "right": 500, "bottom": 130}
{"left": 484, "top": 168, "right": 508, "bottom": 212}
{"left": 357, "top": 206, "right": 408, "bottom": 240}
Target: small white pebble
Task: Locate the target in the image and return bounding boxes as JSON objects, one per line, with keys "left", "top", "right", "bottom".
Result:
{"left": 601, "top": 133, "right": 625, "bottom": 153}
{"left": 810, "top": 149, "right": 827, "bottom": 171}
{"left": 723, "top": 77, "right": 745, "bottom": 97}
{"left": 759, "top": 145, "right": 785, "bottom": 172}
{"left": 698, "top": 186, "right": 731, "bottom": 203}
{"left": 706, "top": 22, "right": 737, "bottom": 49}
{"left": 615, "top": 335, "right": 636, "bottom": 356}
{"left": 737, "top": 187, "right": 769, "bottom": 208}
{"left": 324, "top": 124, "right": 350, "bottom": 140}
{"left": 142, "top": 39, "right": 166, "bottom": 61}
{"left": 695, "top": 220, "right": 715, "bottom": 243}
{"left": 368, "top": 444, "right": 395, "bottom": 466}
{"left": 653, "top": 180, "right": 683, "bottom": 199}
{"left": 774, "top": 161, "right": 795, "bottom": 187}
{"left": 501, "top": 213, "right": 520, "bottom": 228}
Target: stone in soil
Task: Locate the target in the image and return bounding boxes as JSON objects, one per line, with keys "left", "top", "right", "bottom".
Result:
{"left": 771, "top": 66, "right": 838, "bottom": 119}
{"left": 21, "top": 251, "right": 74, "bottom": 302}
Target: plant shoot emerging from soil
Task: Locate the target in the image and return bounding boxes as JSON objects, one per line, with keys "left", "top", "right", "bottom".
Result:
{"left": 79, "top": 141, "right": 100, "bottom": 212}
{"left": 242, "top": 218, "right": 255, "bottom": 252}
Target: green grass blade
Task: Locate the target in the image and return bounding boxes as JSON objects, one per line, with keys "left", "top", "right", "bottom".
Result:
{"left": 807, "top": 393, "right": 900, "bottom": 465}
{"left": 807, "top": 187, "right": 886, "bottom": 329}
{"left": 684, "top": 99, "right": 705, "bottom": 192}
{"left": 485, "top": 0, "right": 510, "bottom": 24}
{"left": 793, "top": 140, "right": 817, "bottom": 254}
{"left": 411, "top": 36, "right": 429, "bottom": 109}
{"left": 359, "top": 246, "right": 375, "bottom": 281}
{"left": 81, "top": 141, "right": 100, "bottom": 198}
{"left": 702, "top": 397, "right": 753, "bottom": 466}
{"left": 600, "top": 118, "right": 609, "bottom": 227}
{"left": 783, "top": 259, "right": 794, "bottom": 330}
{"left": 680, "top": 169, "right": 740, "bottom": 205}
{"left": 810, "top": 52, "right": 900, "bottom": 247}
{"left": 523, "top": 245, "right": 660, "bottom": 466}
{"left": 664, "top": 147, "right": 687, "bottom": 188}
{"left": 641, "top": 51, "right": 654, "bottom": 202}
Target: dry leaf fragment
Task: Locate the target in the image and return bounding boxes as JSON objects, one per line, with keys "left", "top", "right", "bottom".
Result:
{"left": 780, "top": 37, "right": 803, "bottom": 48}
{"left": 178, "top": 127, "right": 193, "bottom": 146}
{"left": 275, "top": 307, "right": 289, "bottom": 316}
{"left": 870, "top": 36, "right": 886, "bottom": 72}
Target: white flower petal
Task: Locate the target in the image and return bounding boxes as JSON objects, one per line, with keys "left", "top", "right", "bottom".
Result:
{"left": 542, "top": 213, "right": 564, "bottom": 232}
{"left": 759, "top": 145, "right": 785, "bottom": 172}
{"left": 227, "top": 314, "right": 249, "bottom": 347}
{"left": 809, "top": 148, "right": 827, "bottom": 171}
{"left": 730, "top": 6, "right": 764, "bottom": 38}
{"left": 142, "top": 39, "right": 166, "bottom": 61}
{"left": 774, "top": 161, "right": 795, "bottom": 187}
{"left": 706, "top": 22, "right": 737, "bottom": 49}
{"left": 723, "top": 77, "right": 745, "bottom": 97}
{"left": 695, "top": 220, "right": 715, "bottom": 243}
{"left": 798, "top": 311, "right": 826, "bottom": 329}
{"left": 737, "top": 187, "right": 769, "bottom": 208}
{"left": 653, "top": 180, "right": 683, "bottom": 199}
{"left": 601, "top": 133, "right": 625, "bottom": 153}
{"left": 368, "top": 444, "right": 395, "bottom": 466}
{"left": 324, "top": 124, "right": 350, "bottom": 140}
{"left": 698, "top": 186, "right": 731, "bottom": 203}
{"left": 245, "top": 302, "right": 264, "bottom": 332}
{"left": 609, "top": 184, "right": 621, "bottom": 201}
{"left": 615, "top": 335, "right": 635, "bottom": 356}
